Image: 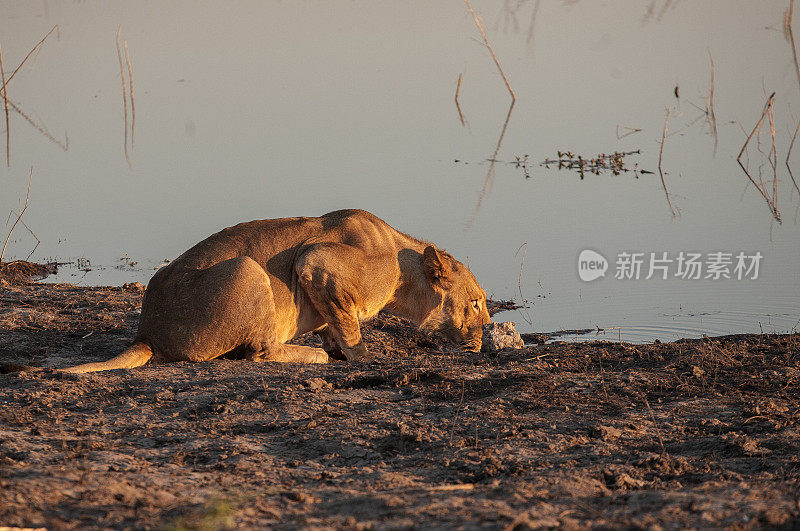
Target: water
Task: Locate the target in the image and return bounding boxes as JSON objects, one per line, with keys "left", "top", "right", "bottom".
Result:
{"left": 1, "top": 1, "right": 798, "bottom": 342}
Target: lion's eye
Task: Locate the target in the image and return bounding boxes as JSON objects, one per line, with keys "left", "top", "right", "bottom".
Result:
{"left": 471, "top": 299, "right": 480, "bottom": 312}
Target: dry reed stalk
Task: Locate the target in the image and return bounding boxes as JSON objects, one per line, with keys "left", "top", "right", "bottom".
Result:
{"left": 0, "top": 26, "right": 67, "bottom": 153}
{"left": 1, "top": 167, "right": 33, "bottom": 264}
{"left": 8, "top": 100, "right": 68, "bottom": 151}
{"left": 462, "top": 0, "right": 517, "bottom": 226}
{"left": 598, "top": 359, "right": 608, "bottom": 401}
{"left": 788, "top": 0, "right": 800, "bottom": 94}
{"left": 0, "top": 25, "right": 59, "bottom": 95}
{"left": 427, "top": 484, "right": 475, "bottom": 492}
{"left": 657, "top": 107, "right": 677, "bottom": 217}
{"left": 124, "top": 40, "right": 135, "bottom": 149}
{"left": 515, "top": 242, "right": 533, "bottom": 326}
{"left": 116, "top": 26, "right": 131, "bottom": 168}
{"left": 448, "top": 379, "right": 466, "bottom": 446}
{"left": 657, "top": 0, "right": 674, "bottom": 21}
{"left": 526, "top": 0, "right": 541, "bottom": 47}
{"left": 785, "top": 117, "right": 800, "bottom": 196}
{"left": 706, "top": 49, "right": 718, "bottom": 156}
{"left": 455, "top": 73, "right": 466, "bottom": 126}
{"left": 468, "top": 100, "right": 514, "bottom": 226}
{"left": 616, "top": 124, "right": 642, "bottom": 140}
{"left": 6, "top": 208, "right": 40, "bottom": 260}
{"left": 641, "top": 393, "right": 666, "bottom": 456}
{"left": 0, "top": 43, "right": 9, "bottom": 167}
{"left": 463, "top": 0, "right": 515, "bottom": 103}
{"left": 737, "top": 92, "right": 782, "bottom": 223}
{"left": 767, "top": 97, "right": 778, "bottom": 212}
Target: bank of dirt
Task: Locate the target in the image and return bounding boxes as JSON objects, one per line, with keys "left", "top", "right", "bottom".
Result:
{"left": 0, "top": 280, "right": 798, "bottom": 529}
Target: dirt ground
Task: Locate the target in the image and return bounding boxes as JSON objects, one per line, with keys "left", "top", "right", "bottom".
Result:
{"left": 0, "top": 276, "right": 799, "bottom": 529}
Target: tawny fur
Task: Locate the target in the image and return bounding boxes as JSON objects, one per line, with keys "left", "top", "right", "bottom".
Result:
{"left": 63, "top": 209, "right": 491, "bottom": 373}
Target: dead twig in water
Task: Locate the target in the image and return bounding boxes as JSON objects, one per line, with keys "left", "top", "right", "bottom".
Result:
{"left": 0, "top": 26, "right": 62, "bottom": 164}
{"left": 515, "top": 242, "right": 533, "bottom": 326}
{"left": 767, "top": 94, "right": 779, "bottom": 214}
{"left": 469, "top": 100, "right": 514, "bottom": 227}
{"left": 0, "top": 43, "right": 9, "bottom": 167}
{"left": 0, "top": 26, "right": 64, "bottom": 158}
{"left": 1, "top": 167, "right": 33, "bottom": 264}
{"left": 454, "top": 73, "right": 466, "bottom": 126}
{"left": 706, "top": 49, "right": 718, "bottom": 156}
{"left": 0, "top": 27, "right": 67, "bottom": 156}
{"left": 785, "top": 117, "right": 800, "bottom": 197}
{"left": 463, "top": 0, "right": 515, "bottom": 103}
{"left": 786, "top": 0, "right": 800, "bottom": 94}
{"left": 615, "top": 125, "right": 642, "bottom": 140}
{"left": 124, "top": 40, "right": 135, "bottom": 149}
{"left": 526, "top": 0, "right": 541, "bottom": 48}
{"left": 0, "top": 25, "right": 59, "bottom": 95}
{"left": 463, "top": 0, "right": 517, "bottom": 227}
{"left": 658, "top": 107, "right": 678, "bottom": 217}
{"left": 8, "top": 99, "right": 68, "bottom": 151}
{"left": 6, "top": 209, "right": 40, "bottom": 260}
{"left": 116, "top": 26, "right": 131, "bottom": 168}
{"left": 737, "top": 92, "right": 782, "bottom": 223}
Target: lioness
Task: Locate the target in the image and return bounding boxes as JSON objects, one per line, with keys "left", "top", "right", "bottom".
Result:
{"left": 63, "top": 209, "right": 491, "bottom": 373}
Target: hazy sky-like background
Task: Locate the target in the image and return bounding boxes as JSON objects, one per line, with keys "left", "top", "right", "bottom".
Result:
{"left": 1, "top": 1, "right": 799, "bottom": 341}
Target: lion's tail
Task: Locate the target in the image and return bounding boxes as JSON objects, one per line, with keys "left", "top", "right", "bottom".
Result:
{"left": 61, "top": 341, "right": 153, "bottom": 374}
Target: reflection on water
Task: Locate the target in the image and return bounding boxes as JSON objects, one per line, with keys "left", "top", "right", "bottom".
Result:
{"left": 2, "top": 1, "right": 799, "bottom": 343}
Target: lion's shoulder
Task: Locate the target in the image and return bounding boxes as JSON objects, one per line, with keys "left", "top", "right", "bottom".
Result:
{"left": 320, "top": 209, "right": 383, "bottom": 225}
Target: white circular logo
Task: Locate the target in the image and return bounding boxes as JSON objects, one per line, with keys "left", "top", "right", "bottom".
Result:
{"left": 578, "top": 249, "right": 608, "bottom": 281}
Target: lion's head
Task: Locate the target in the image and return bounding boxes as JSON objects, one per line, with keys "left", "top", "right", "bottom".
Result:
{"left": 420, "top": 246, "right": 491, "bottom": 352}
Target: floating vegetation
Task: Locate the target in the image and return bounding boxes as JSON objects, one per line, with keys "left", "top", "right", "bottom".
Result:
{"left": 457, "top": 149, "right": 652, "bottom": 180}
{"left": 540, "top": 149, "right": 652, "bottom": 178}
{"left": 512, "top": 154, "right": 530, "bottom": 178}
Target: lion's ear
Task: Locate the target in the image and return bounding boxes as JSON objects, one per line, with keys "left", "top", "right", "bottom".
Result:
{"left": 423, "top": 246, "right": 453, "bottom": 289}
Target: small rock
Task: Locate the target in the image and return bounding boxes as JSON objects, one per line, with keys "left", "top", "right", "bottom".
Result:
{"left": 481, "top": 322, "right": 524, "bottom": 352}
{"left": 303, "top": 377, "right": 330, "bottom": 391}
{"left": 617, "top": 473, "right": 645, "bottom": 489}
{"left": 761, "top": 508, "right": 790, "bottom": 526}
{"left": 604, "top": 470, "right": 644, "bottom": 490}
{"left": 508, "top": 515, "right": 560, "bottom": 530}
{"left": 122, "top": 282, "right": 144, "bottom": 292}
{"left": 590, "top": 425, "right": 623, "bottom": 441}
{"left": 284, "top": 490, "right": 317, "bottom": 504}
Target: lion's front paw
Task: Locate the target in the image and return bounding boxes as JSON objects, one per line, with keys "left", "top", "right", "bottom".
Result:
{"left": 343, "top": 341, "right": 372, "bottom": 362}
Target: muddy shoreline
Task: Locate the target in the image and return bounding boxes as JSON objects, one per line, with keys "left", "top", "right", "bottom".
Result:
{"left": 0, "top": 280, "right": 798, "bottom": 529}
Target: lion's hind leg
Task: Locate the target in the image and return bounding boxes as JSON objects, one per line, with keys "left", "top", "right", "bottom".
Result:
{"left": 152, "top": 256, "right": 318, "bottom": 364}
{"left": 206, "top": 258, "right": 328, "bottom": 364}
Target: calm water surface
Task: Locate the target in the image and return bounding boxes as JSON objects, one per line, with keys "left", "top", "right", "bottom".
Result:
{"left": 1, "top": 1, "right": 798, "bottom": 342}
